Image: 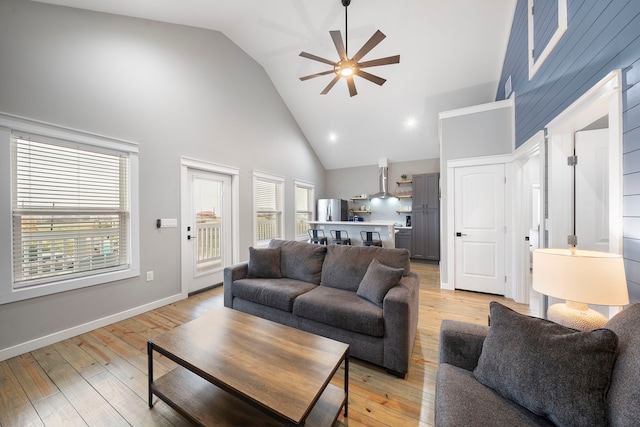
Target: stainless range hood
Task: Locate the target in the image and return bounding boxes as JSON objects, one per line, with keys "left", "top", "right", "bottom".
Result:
{"left": 370, "top": 159, "right": 396, "bottom": 199}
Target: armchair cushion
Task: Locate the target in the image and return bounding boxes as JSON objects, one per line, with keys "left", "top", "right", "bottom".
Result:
{"left": 474, "top": 302, "right": 618, "bottom": 427}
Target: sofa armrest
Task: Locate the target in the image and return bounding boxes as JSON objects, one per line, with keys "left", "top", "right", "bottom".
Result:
{"left": 438, "top": 320, "right": 488, "bottom": 372}
{"left": 223, "top": 262, "right": 248, "bottom": 308}
{"left": 382, "top": 271, "right": 420, "bottom": 376}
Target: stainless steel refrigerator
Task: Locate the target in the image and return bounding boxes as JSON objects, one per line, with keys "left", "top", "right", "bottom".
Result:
{"left": 317, "top": 199, "right": 348, "bottom": 221}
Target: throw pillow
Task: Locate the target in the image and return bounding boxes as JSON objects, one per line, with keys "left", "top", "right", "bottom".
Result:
{"left": 356, "top": 259, "right": 404, "bottom": 307}
{"left": 247, "top": 247, "right": 282, "bottom": 279}
{"left": 474, "top": 302, "right": 618, "bottom": 427}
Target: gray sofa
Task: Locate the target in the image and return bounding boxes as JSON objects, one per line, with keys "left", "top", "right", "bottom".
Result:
{"left": 436, "top": 301, "right": 640, "bottom": 426}
{"left": 223, "top": 239, "right": 420, "bottom": 377}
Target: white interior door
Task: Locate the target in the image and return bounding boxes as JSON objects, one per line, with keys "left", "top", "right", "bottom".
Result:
{"left": 575, "top": 129, "right": 609, "bottom": 251}
{"left": 454, "top": 164, "right": 506, "bottom": 295}
{"left": 183, "top": 169, "right": 232, "bottom": 293}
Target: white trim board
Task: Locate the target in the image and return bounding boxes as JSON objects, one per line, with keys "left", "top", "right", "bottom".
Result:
{"left": 0, "top": 293, "right": 184, "bottom": 362}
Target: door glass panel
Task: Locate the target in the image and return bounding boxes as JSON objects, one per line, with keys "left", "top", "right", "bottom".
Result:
{"left": 193, "top": 176, "right": 223, "bottom": 276}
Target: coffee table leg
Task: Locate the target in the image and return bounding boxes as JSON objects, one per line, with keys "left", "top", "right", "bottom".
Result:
{"left": 147, "top": 341, "right": 154, "bottom": 408}
{"left": 344, "top": 352, "right": 349, "bottom": 418}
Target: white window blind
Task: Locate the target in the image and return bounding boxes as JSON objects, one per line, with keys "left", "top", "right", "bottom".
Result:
{"left": 12, "top": 135, "right": 130, "bottom": 287}
{"left": 254, "top": 174, "right": 283, "bottom": 244}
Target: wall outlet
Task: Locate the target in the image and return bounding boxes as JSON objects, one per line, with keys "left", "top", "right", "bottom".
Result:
{"left": 146, "top": 271, "right": 154, "bottom": 281}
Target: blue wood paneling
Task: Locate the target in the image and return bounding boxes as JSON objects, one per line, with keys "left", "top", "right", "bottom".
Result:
{"left": 498, "top": 0, "right": 640, "bottom": 303}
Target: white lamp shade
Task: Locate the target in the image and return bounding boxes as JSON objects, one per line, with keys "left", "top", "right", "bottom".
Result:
{"left": 532, "top": 248, "right": 629, "bottom": 306}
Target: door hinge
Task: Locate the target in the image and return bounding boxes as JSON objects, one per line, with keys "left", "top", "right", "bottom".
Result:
{"left": 504, "top": 226, "right": 507, "bottom": 234}
{"left": 505, "top": 275, "right": 507, "bottom": 283}
{"left": 567, "top": 155, "right": 578, "bottom": 166}
{"left": 567, "top": 235, "right": 578, "bottom": 246}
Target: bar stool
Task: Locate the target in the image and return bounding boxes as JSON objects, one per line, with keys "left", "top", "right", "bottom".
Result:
{"left": 330, "top": 230, "right": 351, "bottom": 245}
{"left": 360, "top": 231, "right": 383, "bottom": 247}
{"left": 308, "top": 229, "right": 327, "bottom": 245}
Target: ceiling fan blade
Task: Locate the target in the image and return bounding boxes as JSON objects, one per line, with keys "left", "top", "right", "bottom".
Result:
{"left": 320, "top": 75, "right": 341, "bottom": 95}
{"left": 358, "top": 55, "right": 400, "bottom": 69}
{"left": 351, "top": 30, "right": 386, "bottom": 62}
{"left": 355, "top": 69, "right": 386, "bottom": 86}
{"left": 346, "top": 76, "right": 358, "bottom": 97}
{"left": 299, "top": 51, "right": 337, "bottom": 67}
{"left": 330, "top": 30, "right": 347, "bottom": 61}
{"left": 299, "top": 70, "right": 336, "bottom": 81}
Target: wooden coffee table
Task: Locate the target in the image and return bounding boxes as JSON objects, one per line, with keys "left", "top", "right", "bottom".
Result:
{"left": 147, "top": 307, "right": 349, "bottom": 426}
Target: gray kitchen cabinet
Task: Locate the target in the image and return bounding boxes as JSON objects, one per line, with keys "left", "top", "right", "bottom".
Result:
{"left": 412, "top": 173, "right": 440, "bottom": 261}
{"left": 395, "top": 229, "right": 412, "bottom": 252}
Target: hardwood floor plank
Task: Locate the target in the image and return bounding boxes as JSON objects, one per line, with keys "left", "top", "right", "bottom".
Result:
{"left": 0, "top": 361, "right": 43, "bottom": 427}
{"left": 86, "top": 369, "right": 175, "bottom": 426}
{"left": 30, "top": 347, "right": 129, "bottom": 426}
{"left": 32, "top": 391, "right": 87, "bottom": 426}
{"left": 7, "top": 353, "right": 58, "bottom": 404}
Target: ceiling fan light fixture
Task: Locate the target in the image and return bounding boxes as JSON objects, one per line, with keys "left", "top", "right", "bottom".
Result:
{"left": 337, "top": 61, "right": 355, "bottom": 77}
{"left": 298, "top": 0, "right": 400, "bottom": 97}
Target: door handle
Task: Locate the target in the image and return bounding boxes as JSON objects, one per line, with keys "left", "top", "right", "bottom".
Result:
{"left": 456, "top": 232, "right": 467, "bottom": 237}
{"left": 187, "top": 235, "right": 197, "bottom": 240}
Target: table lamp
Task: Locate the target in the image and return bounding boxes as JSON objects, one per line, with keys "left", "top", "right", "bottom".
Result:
{"left": 532, "top": 248, "right": 629, "bottom": 330}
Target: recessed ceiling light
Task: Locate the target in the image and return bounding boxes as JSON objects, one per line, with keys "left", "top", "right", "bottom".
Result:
{"left": 328, "top": 133, "right": 338, "bottom": 142}
{"left": 405, "top": 117, "right": 417, "bottom": 128}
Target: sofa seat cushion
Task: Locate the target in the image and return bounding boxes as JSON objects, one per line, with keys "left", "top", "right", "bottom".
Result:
{"left": 321, "top": 245, "right": 411, "bottom": 291}
{"left": 293, "top": 286, "right": 384, "bottom": 337}
{"left": 232, "top": 278, "right": 317, "bottom": 312}
{"left": 436, "top": 364, "right": 554, "bottom": 427}
{"left": 268, "top": 239, "right": 326, "bottom": 284}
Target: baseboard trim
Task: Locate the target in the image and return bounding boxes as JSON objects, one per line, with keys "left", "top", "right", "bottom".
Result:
{"left": 0, "top": 293, "right": 186, "bottom": 362}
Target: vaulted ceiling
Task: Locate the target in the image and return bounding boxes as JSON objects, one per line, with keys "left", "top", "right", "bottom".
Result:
{"left": 33, "top": 0, "right": 517, "bottom": 170}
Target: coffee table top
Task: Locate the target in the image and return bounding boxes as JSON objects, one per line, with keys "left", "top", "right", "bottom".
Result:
{"left": 149, "top": 307, "right": 349, "bottom": 424}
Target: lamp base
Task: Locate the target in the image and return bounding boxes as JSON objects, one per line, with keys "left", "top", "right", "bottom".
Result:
{"left": 547, "top": 301, "right": 608, "bottom": 331}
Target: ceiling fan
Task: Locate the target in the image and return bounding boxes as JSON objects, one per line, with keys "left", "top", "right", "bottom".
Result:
{"left": 299, "top": 0, "right": 400, "bottom": 97}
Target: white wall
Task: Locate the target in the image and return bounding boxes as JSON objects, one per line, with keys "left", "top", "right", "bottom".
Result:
{"left": 439, "top": 100, "right": 514, "bottom": 287}
{"left": 0, "top": 0, "right": 324, "bottom": 358}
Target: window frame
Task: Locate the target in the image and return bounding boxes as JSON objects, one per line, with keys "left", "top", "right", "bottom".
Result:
{"left": 253, "top": 171, "right": 284, "bottom": 247}
{"left": 528, "top": 0, "right": 568, "bottom": 79}
{"left": 0, "top": 113, "right": 139, "bottom": 304}
{"left": 294, "top": 180, "right": 315, "bottom": 241}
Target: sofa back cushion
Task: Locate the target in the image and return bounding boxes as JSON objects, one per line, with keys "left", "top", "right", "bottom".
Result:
{"left": 268, "top": 239, "right": 326, "bottom": 284}
{"left": 604, "top": 303, "right": 640, "bottom": 426}
{"left": 320, "top": 245, "right": 410, "bottom": 291}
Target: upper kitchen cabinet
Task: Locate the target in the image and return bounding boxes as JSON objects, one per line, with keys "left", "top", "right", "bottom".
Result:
{"left": 412, "top": 173, "right": 440, "bottom": 261}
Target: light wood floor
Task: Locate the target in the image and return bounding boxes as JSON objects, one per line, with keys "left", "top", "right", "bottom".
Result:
{"left": 0, "top": 261, "right": 536, "bottom": 427}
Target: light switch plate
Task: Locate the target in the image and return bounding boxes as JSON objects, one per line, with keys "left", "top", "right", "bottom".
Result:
{"left": 160, "top": 218, "right": 177, "bottom": 228}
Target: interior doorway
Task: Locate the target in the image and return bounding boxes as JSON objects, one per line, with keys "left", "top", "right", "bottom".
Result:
{"left": 544, "top": 70, "right": 623, "bottom": 318}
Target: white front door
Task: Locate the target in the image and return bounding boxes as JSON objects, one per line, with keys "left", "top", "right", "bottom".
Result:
{"left": 454, "top": 164, "right": 506, "bottom": 295}
{"left": 183, "top": 169, "right": 232, "bottom": 293}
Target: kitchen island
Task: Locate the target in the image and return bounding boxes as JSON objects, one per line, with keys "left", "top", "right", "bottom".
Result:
{"left": 307, "top": 221, "right": 400, "bottom": 248}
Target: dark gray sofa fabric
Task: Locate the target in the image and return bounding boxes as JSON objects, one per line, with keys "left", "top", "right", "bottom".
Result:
{"left": 268, "top": 239, "right": 326, "bottom": 284}
{"left": 436, "top": 364, "right": 555, "bottom": 427}
{"left": 603, "top": 303, "right": 640, "bottom": 426}
{"left": 320, "top": 244, "right": 411, "bottom": 291}
{"left": 224, "top": 239, "right": 419, "bottom": 376}
{"left": 231, "top": 278, "right": 317, "bottom": 312}
{"left": 293, "top": 286, "right": 384, "bottom": 337}
{"left": 436, "top": 303, "right": 640, "bottom": 427}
